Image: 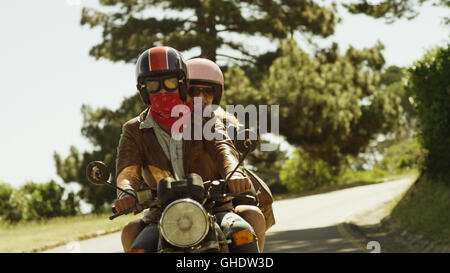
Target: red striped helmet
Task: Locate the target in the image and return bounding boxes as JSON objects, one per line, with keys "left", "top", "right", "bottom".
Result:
{"left": 135, "top": 46, "right": 188, "bottom": 105}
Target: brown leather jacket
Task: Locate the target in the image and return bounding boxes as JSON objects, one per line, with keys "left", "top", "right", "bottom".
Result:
{"left": 115, "top": 108, "right": 244, "bottom": 212}
{"left": 244, "top": 169, "right": 276, "bottom": 231}
{"left": 214, "top": 106, "right": 275, "bottom": 230}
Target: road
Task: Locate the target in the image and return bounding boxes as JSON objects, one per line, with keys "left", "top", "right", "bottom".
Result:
{"left": 43, "top": 177, "right": 415, "bottom": 253}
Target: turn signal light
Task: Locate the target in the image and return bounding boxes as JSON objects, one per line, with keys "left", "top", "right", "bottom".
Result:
{"left": 232, "top": 229, "right": 254, "bottom": 246}
{"left": 127, "top": 249, "right": 145, "bottom": 253}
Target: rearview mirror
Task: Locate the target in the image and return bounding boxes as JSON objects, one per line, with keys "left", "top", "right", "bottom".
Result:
{"left": 86, "top": 161, "right": 110, "bottom": 185}
{"left": 234, "top": 129, "right": 259, "bottom": 154}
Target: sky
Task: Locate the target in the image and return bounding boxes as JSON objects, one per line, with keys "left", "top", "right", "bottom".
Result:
{"left": 0, "top": 0, "right": 448, "bottom": 192}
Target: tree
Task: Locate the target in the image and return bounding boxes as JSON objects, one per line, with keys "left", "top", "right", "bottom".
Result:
{"left": 382, "top": 66, "right": 415, "bottom": 137}
{"left": 5, "top": 189, "right": 30, "bottom": 223}
{"left": 351, "top": 65, "right": 415, "bottom": 171}
{"left": 380, "top": 65, "right": 404, "bottom": 87}
{"left": 244, "top": 139, "right": 289, "bottom": 192}
{"left": 222, "top": 66, "right": 263, "bottom": 107}
{"left": 375, "top": 138, "right": 423, "bottom": 172}
{"left": 406, "top": 45, "right": 450, "bottom": 184}
{"left": 1, "top": 181, "right": 80, "bottom": 223}
{"left": 54, "top": 94, "right": 144, "bottom": 212}
{"left": 261, "top": 39, "right": 403, "bottom": 169}
{"left": 279, "top": 148, "right": 335, "bottom": 192}
{"left": 80, "top": 0, "right": 338, "bottom": 63}
{"left": 22, "top": 180, "right": 80, "bottom": 219}
{"left": 0, "top": 183, "right": 14, "bottom": 220}
{"left": 344, "top": 0, "right": 449, "bottom": 24}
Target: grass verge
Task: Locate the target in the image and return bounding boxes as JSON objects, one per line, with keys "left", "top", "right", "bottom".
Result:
{"left": 0, "top": 212, "right": 139, "bottom": 253}
{"left": 389, "top": 175, "right": 450, "bottom": 245}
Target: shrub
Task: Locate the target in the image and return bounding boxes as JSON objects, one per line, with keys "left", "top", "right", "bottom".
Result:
{"left": 279, "top": 149, "right": 336, "bottom": 193}
{"left": 0, "top": 183, "right": 14, "bottom": 216}
{"left": 0, "top": 181, "right": 80, "bottom": 224}
{"left": 406, "top": 45, "right": 450, "bottom": 184}
{"left": 376, "top": 138, "right": 423, "bottom": 173}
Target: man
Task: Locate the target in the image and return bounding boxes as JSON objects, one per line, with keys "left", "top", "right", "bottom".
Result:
{"left": 186, "top": 58, "right": 276, "bottom": 252}
{"left": 115, "top": 46, "right": 259, "bottom": 253}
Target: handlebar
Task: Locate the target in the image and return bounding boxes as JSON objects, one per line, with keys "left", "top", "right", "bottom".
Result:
{"left": 204, "top": 179, "right": 257, "bottom": 205}
{"left": 109, "top": 197, "right": 161, "bottom": 220}
{"left": 109, "top": 178, "right": 257, "bottom": 220}
{"left": 110, "top": 206, "right": 135, "bottom": 220}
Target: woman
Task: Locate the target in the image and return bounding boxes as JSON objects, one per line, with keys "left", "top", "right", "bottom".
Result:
{"left": 185, "top": 58, "right": 276, "bottom": 252}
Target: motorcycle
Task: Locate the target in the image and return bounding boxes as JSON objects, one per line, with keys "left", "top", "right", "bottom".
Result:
{"left": 86, "top": 131, "right": 259, "bottom": 253}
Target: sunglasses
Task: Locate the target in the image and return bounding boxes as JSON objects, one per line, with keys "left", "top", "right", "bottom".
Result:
{"left": 144, "top": 76, "right": 179, "bottom": 94}
{"left": 188, "top": 86, "right": 215, "bottom": 97}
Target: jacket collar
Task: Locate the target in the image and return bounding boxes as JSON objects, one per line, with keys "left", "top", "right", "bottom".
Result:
{"left": 139, "top": 107, "right": 157, "bottom": 130}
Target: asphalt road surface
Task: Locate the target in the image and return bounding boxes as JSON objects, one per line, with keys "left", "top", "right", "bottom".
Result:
{"left": 43, "top": 177, "right": 415, "bottom": 253}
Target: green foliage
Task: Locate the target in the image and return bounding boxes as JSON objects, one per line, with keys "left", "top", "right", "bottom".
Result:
{"left": 338, "top": 167, "right": 388, "bottom": 185}
{"left": 80, "top": 0, "right": 338, "bottom": 62}
{"left": 344, "top": 0, "right": 449, "bottom": 24}
{"left": 3, "top": 188, "right": 29, "bottom": 223}
{"left": 384, "top": 80, "right": 414, "bottom": 133}
{"left": 0, "top": 181, "right": 80, "bottom": 224}
{"left": 0, "top": 183, "right": 14, "bottom": 214}
{"left": 376, "top": 138, "right": 423, "bottom": 172}
{"left": 380, "top": 65, "right": 404, "bottom": 87}
{"left": 54, "top": 94, "right": 144, "bottom": 212}
{"left": 221, "top": 40, "right": 405, "bottom": 194}
{"left": 279, "top": 148, "right": 336, "bottom": 193}
{"left": 239, "top": 49, "right": 283, "bottom": 89}
{"left": 354, "top": 66, "right": 414, "bottom": 169}
{"left": 262, "top": 39, "right": 402, "bottom": 168}
{"left": 244, "top": 139, "right": 289, "bottom": 193}
{"left": 406, "top": 45, "right": 450, "bottom": 184}
{"left": 222, "top": 66, "right": 263, "bottom": 107}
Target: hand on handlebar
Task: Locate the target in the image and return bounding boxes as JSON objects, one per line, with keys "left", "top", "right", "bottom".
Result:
{"left": 114, "top": 196, "right": 136, "bottom": 213}
{"left": 227, "top": 172, "right": 251, "bottom": 194}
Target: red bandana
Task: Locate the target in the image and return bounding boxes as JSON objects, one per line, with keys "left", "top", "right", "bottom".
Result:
{"left": 149, "top": 93, "right": 192, "bottom": 133}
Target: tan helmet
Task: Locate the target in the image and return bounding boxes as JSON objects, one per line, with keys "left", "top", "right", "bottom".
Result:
{"left": 186, "top": 58, "right": 224, "bottom": 105}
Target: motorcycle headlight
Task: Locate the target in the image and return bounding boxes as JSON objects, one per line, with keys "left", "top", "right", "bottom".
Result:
{"left": 159, "top": 199, "right": 209, "bottom": 248}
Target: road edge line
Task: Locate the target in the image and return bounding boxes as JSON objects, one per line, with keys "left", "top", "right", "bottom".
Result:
{"left": 337, "top": 223, "right": 370, "bottom": 253}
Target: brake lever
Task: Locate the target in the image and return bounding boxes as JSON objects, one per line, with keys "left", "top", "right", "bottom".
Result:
{"left": 226, "top": 193, "right": 257, "bottom": 202}
{"left": 208, "top": 190, "right": 257, "bottom": 205}
{"left": 110, "top": 199, "right": 161, "bottom": 220}
{"left": 109, "top": 207, "right": 135, "bottom": 220}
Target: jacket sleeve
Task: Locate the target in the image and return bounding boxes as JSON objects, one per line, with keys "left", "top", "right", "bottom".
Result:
{"left": 204, "top": 117, "right": 245, "bottom": 179}
{"left": 115, "top": 121, "right": 143, "bottom": 196}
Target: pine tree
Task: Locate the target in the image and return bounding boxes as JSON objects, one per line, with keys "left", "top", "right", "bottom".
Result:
{"left": 81, "top": 0, "right": 338, "bottom": 63}
{"left": 344, "top": 0, "right": 449, "bottom": 24}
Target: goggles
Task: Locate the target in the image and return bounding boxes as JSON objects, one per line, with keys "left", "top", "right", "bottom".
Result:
{"left": 188, "top": 85, "right": 215, "bottom": 97}
{"left": 144, "top": 75, "right": 179, "bottom": 94}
